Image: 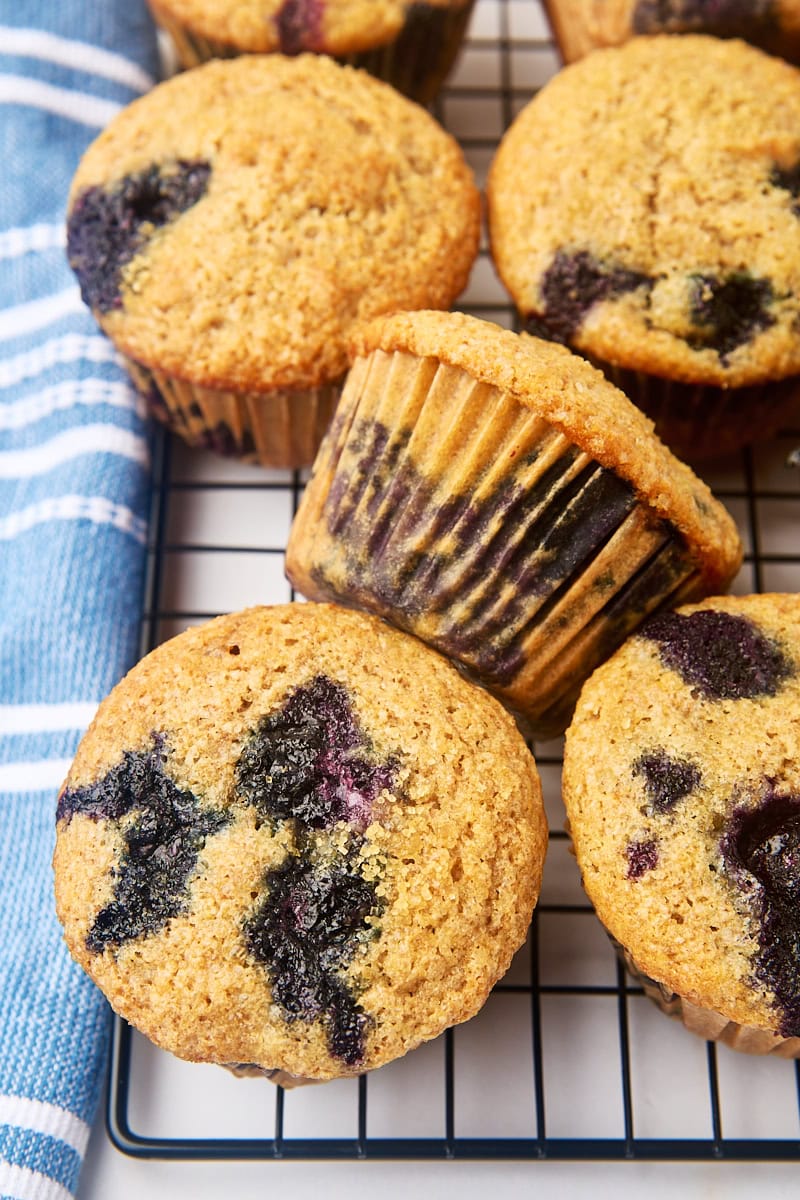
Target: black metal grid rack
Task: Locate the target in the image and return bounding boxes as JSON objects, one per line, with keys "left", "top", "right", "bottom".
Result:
{"left": 107, "top": 0, "right": 800, "bottom": 1163}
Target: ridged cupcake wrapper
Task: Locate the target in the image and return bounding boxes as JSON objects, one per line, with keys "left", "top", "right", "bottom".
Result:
{"left": 151, "top": 1, "right": 475, "bottom": 104}
{"left": 224, "top": 1062, "right": 324, "bottom": 1089}
{"left": 287, "top": 348, "right": 701, "bottom": 738}
{"left": 614, "top": 940, "right": 800, "bottom": 1059}
{"left": 124, "top": 356, "right": 341, "bottom": 469}
{"left": 541, "top": 0, "right": 800, "bottom": 66}
{"left": 595, "top": 361, "right": 800, "bottom": 462}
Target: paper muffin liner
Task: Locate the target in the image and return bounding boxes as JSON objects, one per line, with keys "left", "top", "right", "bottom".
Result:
{"left": 150, "top": 1, "right": 475, "bottom": 104}
{"left": 286, "top": 347, "right": 705, "bottom": 739}
{"left": 124, "top": 356, "right": 341, "bottom": 469}
{"left": 541, "top": 0, "right": 800, "bottom": 67}
{"left": 223, "top": 1062, "right": 324, "bottom": 1089}
{"left": 590, "top": 361, "right": 800, "bottom": 462}
{"left": 614, "top": 941, "right": 800, "bottom": 1059}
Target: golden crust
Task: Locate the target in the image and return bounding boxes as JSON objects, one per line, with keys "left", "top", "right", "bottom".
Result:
{"left": 67, "top": 54, "right": 480, "bottom": 392}
{"left": 488, "top": 36, "right": 800, "bottom": 387}
{"left": 349, "top": 310, "right": 742, "bottom": 591}
{"left": 53, "top": 603, "right": 546, "bottom": 1081}
{"left": 563, "top": 592, "right": 800, "bottom": 1034}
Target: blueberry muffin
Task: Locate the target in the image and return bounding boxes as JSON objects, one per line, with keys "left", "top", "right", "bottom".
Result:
{"left": 66, "top": 54, "right": 480, "bottom": 468}
{"left": 488, "top": 35, "right": 800, "bottom": 459}
{"left": 147, "top": 0, "right": 476, "bottom": 103}
{"left": 563, "top": 593, "right": 800, "bottom": 1055}
{"left": 543, "top": 1, "right": 800, "bottom": 65}
{"left": 53, "top": 603, "right": 546, "bottom": 1084}
{"left": 285, "top": 310, "right": 742, "bottom": 739}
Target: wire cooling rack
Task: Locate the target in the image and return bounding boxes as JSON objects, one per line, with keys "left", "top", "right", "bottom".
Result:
{"left": 107, "top": 0, "right": 800, "bottom": 1163}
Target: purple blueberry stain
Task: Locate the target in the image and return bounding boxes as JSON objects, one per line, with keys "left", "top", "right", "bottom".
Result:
{"left": 276, "top": 0, "right": 325, "bottom": 53}
{"left": 58, "top": 734, "right": 231, "bottom": 953}
{"left": 626, "top": 838, "right": 659, "bottom": 879}
{"left": 525, "top": 249, "right": 652, "bottom": 344}
{"left": 632, "top": 0, "right": 775, "bottom": 35}
{"left": 771, "top": 162, "right": 800, "bottom": 217}
{"left": 640, "top": 609, "right": 794, "bottom": 701}
{"left": 633, "top": 749, "right": 702, "bottom": 814}
{"left": 236, "top": 674, "right": 399, "bottom": 1066}
{"left": 243, "top": 851, "right": 379, "bottom": 1067}
{"left": 721, "top": 788, "right": 800, "bottom": 1036}
{"left": 66, "top": 159, "right": 211, "bottom": 313}
{"left": 687, "top": 271, "right": 776, "bottom": 361}
{"left": 235, "top": 675, "right": 398, "bottom": 832}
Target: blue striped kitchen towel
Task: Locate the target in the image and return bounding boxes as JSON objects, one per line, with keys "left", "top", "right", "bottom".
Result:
{"left": 0, "top": 4, "right": 159, "bottom": 1197}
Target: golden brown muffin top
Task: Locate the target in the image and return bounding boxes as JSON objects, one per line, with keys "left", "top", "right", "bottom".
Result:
{"left": 350, "top": 310, "right": 742, "bottom": 590}
{"left": 563, "top": 592, "right": 800, "bottom": 1036}
{"left": 488, "top": 35, "right": 800, "bottom": 387}
{"left": 53, "top": 603, "right": 546, "bottom": 1081}
{"left": 544, "top": 0, "right": 800, "bottom": 63}
{"left": 66, "top": 54, "right": 479, "bottom": 392}
{"left": 148, "top": 0, "right": 468, "bottom": 54}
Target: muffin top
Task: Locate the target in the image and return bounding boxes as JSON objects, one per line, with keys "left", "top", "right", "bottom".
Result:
{"left": 563, "top": 592, "right": 800, "bottom": 1036}
{"left": 488, "top": 35, "right": 800, "bottom": 387}
{"left": 544, "top": 0, "right": 800, "bottom": 63}
{"left": 148, "top": 0, "right": 467, "bottom": 54}
{"left": 349, "top": 310, "right": 742, "bottom": 589}
{"left": 53, "top": 602, "right": 545, "bottom": 1081}
{"left": 66, "top": 54, "right": 479, "bottom": 392}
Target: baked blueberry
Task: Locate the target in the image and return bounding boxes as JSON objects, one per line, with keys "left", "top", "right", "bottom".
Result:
{"left": 641, "top": 609, "right": 793, "bottom": 700}
{"left": 276, "top": 0, "right": 325, "bottom": 53}
{"left": 525, "top": 250, "right": 651, "bottom": 344}
{"left": 59, "top": 735, "right": 230, "bottom": 952}
{"left": 243, "top": 850, "right": 379, "bottom": 1065}
{"left": 722, "top": 790, "right": 800, "bottom": 1036}
{"left": 66, "top": 160, "right": 210, "bottom": 312}
{"left": 633, "top": 749, "right": 702, "bottom": 813}
{"left": 687, "top": 271, "right": 776, "bottom": 361}
{"left": 771, "top": 161, "right": 800, "bottom": 215}
{"left": 235, "top": 674, "right": 398, "bottom": 832}
{"left": 626, "top": 838, "right": 659, "bottom": 879}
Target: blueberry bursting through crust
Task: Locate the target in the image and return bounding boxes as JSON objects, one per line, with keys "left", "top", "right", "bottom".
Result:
{"left": 236, "top": 674, "right": 400, "bottom": 1067}
{"left": 66, "top": 159, "right": 211, "bottom": 313}
{"left": 722, "top": 790, "right": 800, "bottom": 1038}
{"left": 57, "top": 734, "right": 231, "bottom": 951}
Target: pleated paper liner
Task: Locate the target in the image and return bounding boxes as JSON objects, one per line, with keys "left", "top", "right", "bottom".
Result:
{"left": 286, "top": 348, "right": 705, "bottom": 739}
{"left": 148, "top": 1, "right": 476, "bottom": 104}
{"left": 540, "top": 0, "right": 800, "bottom": 67}
{"left": 616, "top": 941, "right": 800, "bottom": 1059}
{"left": 593, "top": 360, "right": 800, "bottom": 462}
{"left": 225, "top": 1062, "right": 324, "bottom": 1089}
{"left": 124, "top": 356, "right": 341, "bottom": 469}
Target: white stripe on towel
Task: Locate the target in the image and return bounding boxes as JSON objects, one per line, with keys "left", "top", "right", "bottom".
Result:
{"left": 0, "top": 74, "right": 121, "bottom": 128}
{"left": 0, "top": 703, "right": 98, "bottom": 735}
{"left": 0, "top": 334, "right": 119, "bottom": 388}
{"left": 0, "top": 425, "right": 149, "bottom": 478}
{"left": 0, "top": 222, "right": 65, "bottom": 261}
{"left": 0, "top": 1095, "right": 90, "bottom": 1157}
{"left": 0, "top": 27, "right": 155, "bottom": 93}
{"left": 0, "top": 379, "right": 142, "bottom": 429}
{"left": 0, "top": 494, "right": 148, "bottom": 543}
{"left": 0, "top": 288, "right": 83, "bottom": 345}
{"left": 0, "top": 1164, "right": 74, "bottom": 1200}
{"left": 0, "top": 759, "right": 73, "bottom": 792}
